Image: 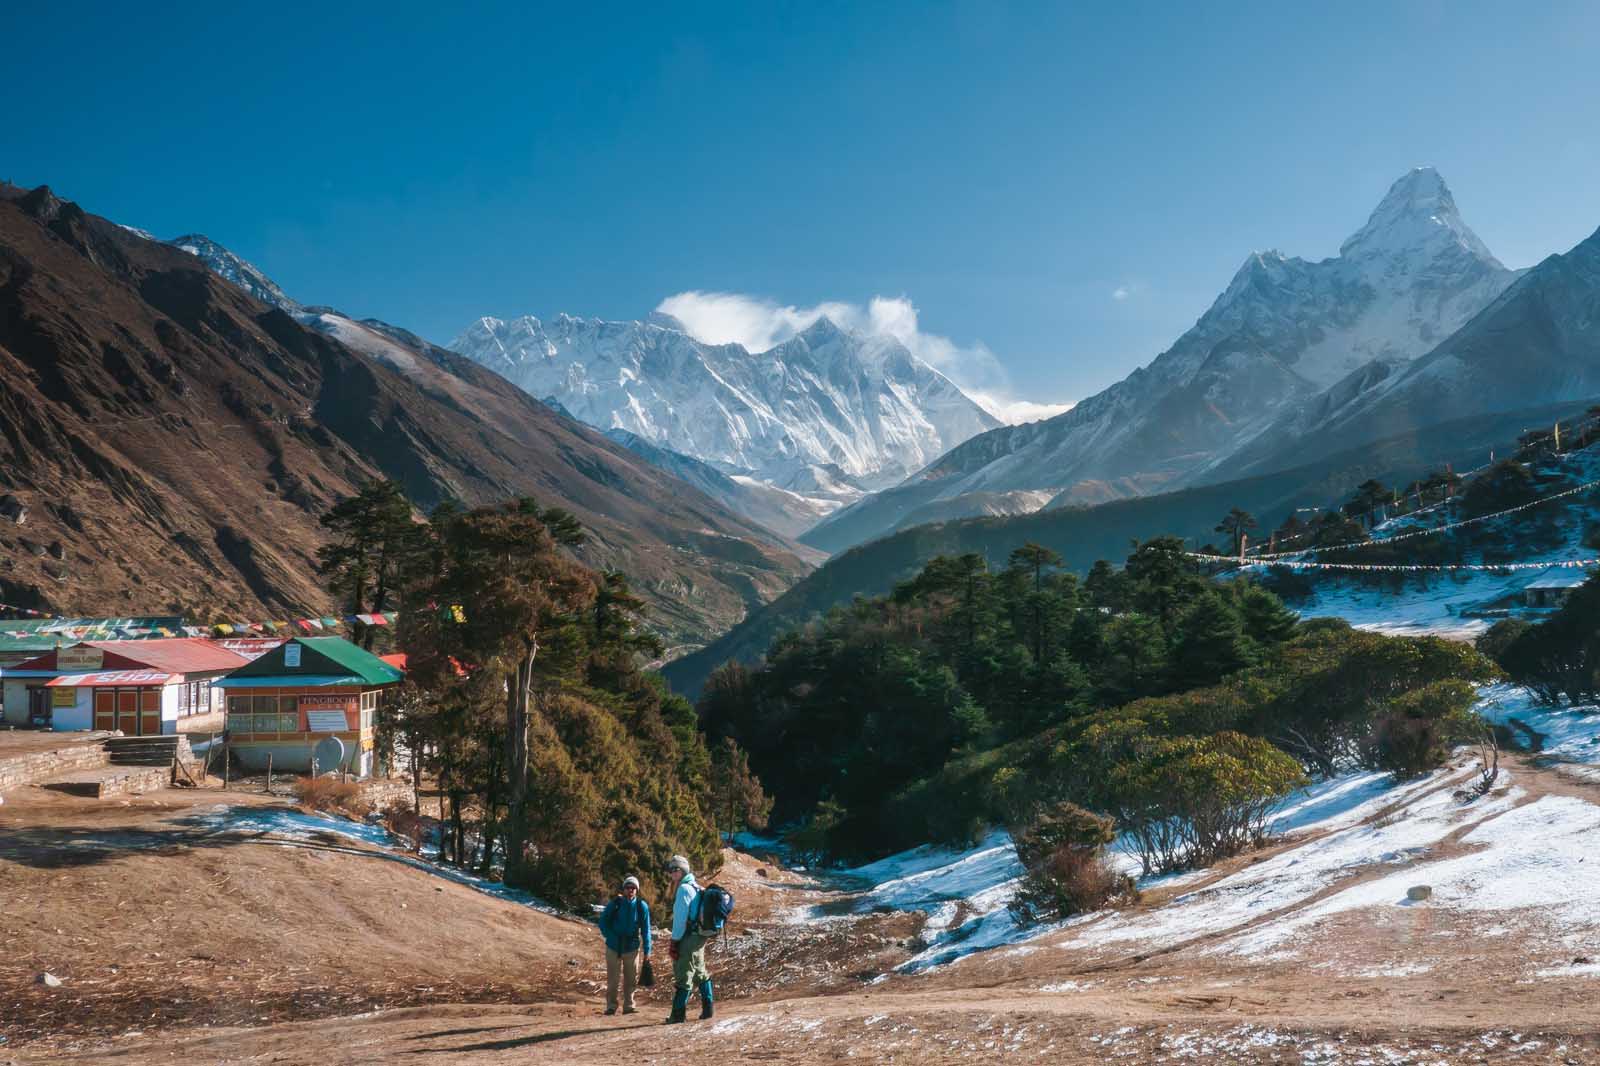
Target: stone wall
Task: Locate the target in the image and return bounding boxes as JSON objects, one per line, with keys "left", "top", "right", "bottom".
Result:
{"left": 99, "top": 765, "right": 170, "bottom": 797}
{"left": 0, "top": 741, "right": 110, "bottom": 793}
{"left": 358, "top": 778, "right": 416, "bottom": 812}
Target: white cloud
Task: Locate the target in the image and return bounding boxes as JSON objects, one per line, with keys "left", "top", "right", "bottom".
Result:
{"left": 966, "top": 394, "right": 1076, "bottom": 424}
{"left": 655, "top": 290, "right": 1072, "bottom": 425}
{"left": 654, "top": 291, "right": 854, "bottom": 353}
{"left": 1111, "top": 286, "right": 1130, "bottom": 300}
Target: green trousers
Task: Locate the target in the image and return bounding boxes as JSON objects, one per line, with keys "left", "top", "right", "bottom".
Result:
{"left": 672, "top": 931, "right": 710, "bottom": 987}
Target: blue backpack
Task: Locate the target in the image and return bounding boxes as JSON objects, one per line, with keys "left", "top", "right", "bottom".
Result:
{"left": 695, "top": 883, "right": 735, "bottom": 936}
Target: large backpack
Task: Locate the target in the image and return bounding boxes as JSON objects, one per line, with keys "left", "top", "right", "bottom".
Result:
{"left": 695, "top": 883, "right": 735, "bottom": 936}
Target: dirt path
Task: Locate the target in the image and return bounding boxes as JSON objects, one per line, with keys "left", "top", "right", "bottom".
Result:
{"left": 8, "top": 753, "right": 1600, "bottom": 1064}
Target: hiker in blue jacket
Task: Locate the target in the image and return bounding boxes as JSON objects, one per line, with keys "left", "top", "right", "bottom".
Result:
{"left": 599, "top": 875, "right": 652, "bottom": 1015}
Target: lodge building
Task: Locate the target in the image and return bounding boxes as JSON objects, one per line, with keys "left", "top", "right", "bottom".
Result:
{"left": 213, "top": 636, "right": 402, "bottom": 778}
{"left": 1, "top": 639, "right": 249, "bottom": 733}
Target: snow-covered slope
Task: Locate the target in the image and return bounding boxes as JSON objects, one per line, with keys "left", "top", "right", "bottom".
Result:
{"left": 1264, "top": 442, "right": 1600, "bottom": 638}
{"left": 804, "top": 168, "right": 1519, "bottom": 554}
{"left": 449, "top": 313, "right": 1002, "bottom": 493}
{"left": 830, "top": 686, "right": 1600, "bottom": 984}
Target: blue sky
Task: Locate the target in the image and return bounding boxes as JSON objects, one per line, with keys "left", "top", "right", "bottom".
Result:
{"left": 6, "top": 1, "right": 1599, "bottom": 416}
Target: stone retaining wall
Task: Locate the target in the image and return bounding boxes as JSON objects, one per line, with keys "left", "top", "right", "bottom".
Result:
{"left": 0, "top": 742, "right": 110, "bottom": 793}
{"left": 358, "top": 778, "right": 415, "bottom": 811}
{"left": 100, "top": 765, "right": 170, "bottom": 798}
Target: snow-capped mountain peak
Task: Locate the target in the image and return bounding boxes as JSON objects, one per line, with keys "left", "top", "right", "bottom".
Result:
{"left": 449, "top": 311, "right": 1002, "bottom": 491}
{"left": 170, "top": 233, "right": 300, "bottom": 312}
{"left": 802, "top": 168, "right": 1524, "bottom": 554}
{"left": 1339, "top": 166, "right": 1500, "bottom": 267}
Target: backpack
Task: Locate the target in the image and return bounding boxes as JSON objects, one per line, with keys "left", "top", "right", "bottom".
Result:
{"left": 695, "top": 883, "right": 735, "bottom": 936}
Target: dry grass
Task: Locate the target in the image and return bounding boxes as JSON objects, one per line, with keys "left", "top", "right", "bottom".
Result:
{"left": 292, "top": 775, "right": 371, "bottom": 818}
{"left": 381, "top": 798, "right": 423, "bottom": 850}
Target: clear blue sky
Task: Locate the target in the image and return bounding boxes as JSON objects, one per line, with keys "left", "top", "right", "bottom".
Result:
{"left": 6, "top": 1, "right": 1599, "bottom": 409}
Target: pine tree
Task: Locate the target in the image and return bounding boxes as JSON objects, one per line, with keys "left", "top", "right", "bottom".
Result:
{"left": 1342, "top": 479, "right": 1392, "bottom": 525}
{"left": 1007, "top": 542, "right": 1066, "bottom": 664}
{"left": 709, "top": 737, "right": 773, "bottom": 844}
{"left": 398, "top": 502, "right": 594, "bottom": 884}
{"left": 1214, "top": 508, "right": 1257, "bottom": 556}
{"left": 1169, "top": 590, "right": 1255, "bottom": 687}
{"left": 317, "top": 480, "right": 423, "bottom": 649}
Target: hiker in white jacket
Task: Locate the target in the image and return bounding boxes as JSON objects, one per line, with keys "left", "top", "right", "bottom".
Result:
{"left": 663, "top": 854, "right": 712, "bottom": 1023}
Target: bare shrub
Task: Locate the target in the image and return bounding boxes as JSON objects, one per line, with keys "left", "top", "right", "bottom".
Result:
{"left": 382, "top": 798, "right": 422, "bottom": 849}
{"left": 293, "top": 775, "right": 371, "bottom": 818}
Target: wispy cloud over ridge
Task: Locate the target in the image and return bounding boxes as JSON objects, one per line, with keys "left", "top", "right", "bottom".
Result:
{"left": 655, "top": 290, "right": 1072, "bottom": 425}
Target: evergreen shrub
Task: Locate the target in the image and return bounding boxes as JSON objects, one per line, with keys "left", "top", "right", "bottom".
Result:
{"left": 1008, "top": 801, "right": 1136, "bottom": 925}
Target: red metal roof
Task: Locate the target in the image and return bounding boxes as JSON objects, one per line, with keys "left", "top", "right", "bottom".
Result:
{"left": 13, "top": 638, "right": 251, "bottom": 676}
{"left": 46, "top": 670, "right": 174, "bottom": 687}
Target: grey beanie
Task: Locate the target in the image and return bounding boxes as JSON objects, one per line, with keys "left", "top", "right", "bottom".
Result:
{"left": 622, "top": 875, "right": 641, "bottom": 890}
{"left": 665, "top": 854, "right": 691, "bottom": 875}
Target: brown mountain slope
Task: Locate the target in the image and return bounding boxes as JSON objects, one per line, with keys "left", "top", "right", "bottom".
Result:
{"left": 0, "top": 184, "right": 809, "bottom": 647}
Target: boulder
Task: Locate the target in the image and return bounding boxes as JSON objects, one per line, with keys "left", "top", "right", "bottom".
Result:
{"left": 1406, "top": 885, "right": 1432, "bottom": 901}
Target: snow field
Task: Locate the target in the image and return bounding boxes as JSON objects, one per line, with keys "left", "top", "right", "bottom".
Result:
{"left": 1078, "top": 763, "right": 1517, "bottom": 954}
{"left": 826, "top": 687, "right": 1600, "bottom": 976}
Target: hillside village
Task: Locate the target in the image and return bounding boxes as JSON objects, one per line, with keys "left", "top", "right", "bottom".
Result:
{"left": 8, "top": 11, "right": 1600, "bottom": 1061}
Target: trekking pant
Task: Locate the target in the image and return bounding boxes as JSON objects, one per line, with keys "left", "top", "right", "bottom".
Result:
{"left": 672, "top": 931, "right": 711, "bottom": 991}
{"left": 606, "top": 948, "right": 639, "bottom": 1012}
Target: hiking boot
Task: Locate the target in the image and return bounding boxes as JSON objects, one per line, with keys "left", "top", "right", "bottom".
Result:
{"left": 604, "top": 1007, "right": 617, "bottom": 1016}
{"left": 697, "top": 979, "right": 714, "bottom": 1020}
{"left": 665, "top": 986, "right": 689, "bottom": 1025}
{"left": 622, "top": 1007, "right": 639, "bottom": 1015}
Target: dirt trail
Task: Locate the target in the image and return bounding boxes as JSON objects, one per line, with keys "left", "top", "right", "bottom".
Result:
{"left": 7, "top": 753, "right": 1600, "bottom": 1065}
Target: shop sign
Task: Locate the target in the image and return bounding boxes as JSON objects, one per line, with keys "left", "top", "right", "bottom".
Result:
{"left": 58, "top": 646, "right": 105, "bottom": 671}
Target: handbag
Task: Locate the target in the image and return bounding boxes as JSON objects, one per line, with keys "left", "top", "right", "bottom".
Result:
{"left": 639, "top": 959, "right": 656, "bottom": 987}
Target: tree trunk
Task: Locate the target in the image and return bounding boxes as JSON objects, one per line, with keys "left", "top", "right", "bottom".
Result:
{"left": 504, "top": 639, "right": 539, "bottom": 885}
{"left": 480, "top": 737, "right": 501, "bottom": 876}
{"left": 410, "top": 731, "right": 421, "bottom": 816}
{"left": 449, "top": 790, "right": 464, "bottom": 866}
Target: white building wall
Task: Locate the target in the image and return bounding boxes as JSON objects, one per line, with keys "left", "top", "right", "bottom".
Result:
{"left": 161, "top": 684, "right": 181, "bottom": 733}
{"left": 0, "top": 680, "right": 93, "bottom": 730}
{"left": 1, "top": 679, "right": 28, "bottom": 726}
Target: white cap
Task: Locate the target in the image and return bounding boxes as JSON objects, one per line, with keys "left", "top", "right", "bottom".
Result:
{"left": 622, "top": 876, "right": 641, "bottom": 890}
{"left": 665, "top": 855, "right": 691, "bottom": 875}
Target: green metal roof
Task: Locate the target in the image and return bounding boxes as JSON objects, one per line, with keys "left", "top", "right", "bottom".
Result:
{"left": 214, "top": 674, "right": 370, "bottom": 688}
{"left": 0, "top": 616, "right": 184, "bottom": 635}
{"left": 0, "top": 636, "right": 58, "bottom": 653}
{"left": 223, "top": 636, "right": 402, "bottom": 686}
